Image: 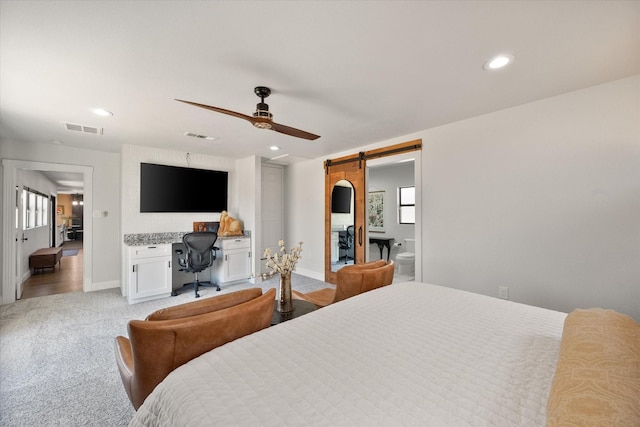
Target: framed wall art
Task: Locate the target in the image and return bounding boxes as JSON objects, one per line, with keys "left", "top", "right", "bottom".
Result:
{"left": 368, "top": 191, "right": 385, "bottom": 232}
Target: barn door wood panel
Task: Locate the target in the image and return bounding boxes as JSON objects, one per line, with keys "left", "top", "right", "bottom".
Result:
{"left": 324, "top": 159, "right": 365, "bottom": 284}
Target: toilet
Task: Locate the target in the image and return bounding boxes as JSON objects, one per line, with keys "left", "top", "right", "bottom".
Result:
{"left": 395, "top": 238, "right": 415, "bottom": 277}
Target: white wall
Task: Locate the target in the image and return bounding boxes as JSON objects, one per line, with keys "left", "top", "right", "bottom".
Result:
{"left": 285, "top": 159, "right": 325, "bottom": 280}
{"left": 120, "top": 144, "right": 239, "bottom": 235}
{"left": 287, "top": 75, "right": 640, "bottom": 321}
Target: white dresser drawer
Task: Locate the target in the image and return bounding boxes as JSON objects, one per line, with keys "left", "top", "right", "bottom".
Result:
{"left": 220, "top": 237, "right": 250, "bottom": 250}
{"left": 129, "top": 244, "right": 171, "bottom": 259}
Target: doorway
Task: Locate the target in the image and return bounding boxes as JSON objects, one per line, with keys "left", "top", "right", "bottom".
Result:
{"left": 367, "top": 152, "right": 417, "bottom": 282}
{"left": 323, "top": 140, "right": 422, "bottom": 284}
{"left": 1, "top": 159, "right": 93, "bottom": 304}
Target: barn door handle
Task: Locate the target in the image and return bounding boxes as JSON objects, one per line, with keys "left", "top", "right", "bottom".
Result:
{"left": 358, "top": 226, "right": 363, "bottom": 246}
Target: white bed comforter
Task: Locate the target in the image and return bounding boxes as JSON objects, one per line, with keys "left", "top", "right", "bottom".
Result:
{"left": 130, "top": 282, "right": 566, "bottom": 426}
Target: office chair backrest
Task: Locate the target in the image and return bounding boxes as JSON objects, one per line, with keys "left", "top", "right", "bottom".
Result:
{"left": 340, "top": 225, "right": 354, "bottom": 248}
{"left": 183, "top": 232, "right": 217, "bottom": 271}
{"left": 346, "top": 225, "right": 354, "bottom": 244}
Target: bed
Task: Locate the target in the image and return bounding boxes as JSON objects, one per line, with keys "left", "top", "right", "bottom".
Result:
{"left": 129, "top": 282, "right": 639, "bottom": 426}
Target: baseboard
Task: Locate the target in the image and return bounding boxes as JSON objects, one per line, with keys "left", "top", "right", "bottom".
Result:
{"left": 294, "top": 267, "right": 324, "bottom": 282}
{"left": 85, "top": 280, "right": 120, "bottom": 292}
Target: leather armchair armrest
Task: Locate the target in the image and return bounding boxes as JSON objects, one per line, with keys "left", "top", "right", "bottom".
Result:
{"left": 292, "top": 288, "right": 335, "bottom": 307}
{"left": 114, "top": 336, "right": 134, "bottom": 404}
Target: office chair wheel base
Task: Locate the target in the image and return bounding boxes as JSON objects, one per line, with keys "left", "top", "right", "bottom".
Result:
{"left": 171, "top": 290, "right": 178, "bottom": 297}
{"left": 216, "top": 285, "right": 221, "bottom": 291}
{"left": 195, "top": 292, "right": 200, "bottom": 298}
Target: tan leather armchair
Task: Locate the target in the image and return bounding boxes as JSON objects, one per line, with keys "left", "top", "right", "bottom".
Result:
{"left": 292, "top": 260, "right": 394, "bottom": 308}
{"left": 115, "top": 288, "right": 275, "bottom": 410}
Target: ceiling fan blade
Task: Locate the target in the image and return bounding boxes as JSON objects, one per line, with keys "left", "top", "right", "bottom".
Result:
{"left": 175, "top": 99, "right": 254, "bottom": 122}
{"left": 177, "top": 94, "right": 320, "bottom": 141}
{"left": 271, "top": 121, "right": 320, "bottom": 140}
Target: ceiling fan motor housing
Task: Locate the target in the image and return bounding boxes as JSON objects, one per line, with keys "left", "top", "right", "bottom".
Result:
{"left": 253, "top": 86, "right": 273, "bottom": 122}
{"left": 253, "top": 100, "right": 273, "bottom": 128}
{"left": 254, "top": 102, "right": 272, "bottom": 117}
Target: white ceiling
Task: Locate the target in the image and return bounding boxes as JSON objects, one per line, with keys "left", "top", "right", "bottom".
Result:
{"left": 1, "top": 1, "right": 639, "bottom": 175}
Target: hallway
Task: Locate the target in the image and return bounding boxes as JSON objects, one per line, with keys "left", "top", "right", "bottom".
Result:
{"left": 21, "top": 240, "right": 83, "bottom": 299}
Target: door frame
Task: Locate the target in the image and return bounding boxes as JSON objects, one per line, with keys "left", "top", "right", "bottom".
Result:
{"left": 324, "top": 140, "right": 422, "bottom": 284}
{"left": 2, "top": 159, "right": 93, "bottom": 304}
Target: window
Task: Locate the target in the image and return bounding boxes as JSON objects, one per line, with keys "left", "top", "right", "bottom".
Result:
{"left": 35, "top": 194, "right": 42, "bottom": 226}
{"left": 27, "top": 191, "right": 35, "bottom": 229}
{"left": 15, "top": 186, "right": 19, "bottom": 229}
{"left": 22, "top": 188, "right": 49, "bottom": 230}
{"left": 42, "top": 197, "right": 48, "bottom": 226}
{"left": 399, "top": 186, "right": 415, "bottom": 224}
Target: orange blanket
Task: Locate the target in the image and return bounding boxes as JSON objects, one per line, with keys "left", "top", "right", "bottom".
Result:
{"left": 546, "top": 308, "right": 640, "bottom": 426}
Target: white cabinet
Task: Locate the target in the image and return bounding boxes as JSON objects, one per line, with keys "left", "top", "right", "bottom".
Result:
{"left": 214, "top": 237, "right": 251, "bottom": 284}
{"left": 331, "top": 232, "right": 339, "bottom": 263}
{"left": 127, "top": 244, "right": 172, "bottom": 304}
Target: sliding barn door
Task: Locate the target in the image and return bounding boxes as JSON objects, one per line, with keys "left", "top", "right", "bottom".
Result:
{"left": 324, "top": 159, "right": 365, "bottom": 284}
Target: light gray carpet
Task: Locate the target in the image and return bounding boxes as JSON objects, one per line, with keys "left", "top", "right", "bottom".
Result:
{"left": 0, "top": 274, "right": 331, "bottom": 426}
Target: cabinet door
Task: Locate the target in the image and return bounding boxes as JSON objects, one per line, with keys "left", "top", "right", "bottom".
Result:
{"left": 224, "top": 249, "right": 251, "bottom": 282}
{"left": 130, "top": 257, "right": 171, "bottom": 300}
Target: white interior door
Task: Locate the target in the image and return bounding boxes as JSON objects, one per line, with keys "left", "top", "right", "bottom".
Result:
{"left": 15, "top": 185, "right": 22, "bottom": 299}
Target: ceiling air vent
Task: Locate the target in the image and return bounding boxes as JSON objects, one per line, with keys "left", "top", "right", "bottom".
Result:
{"left": 184, "top": 132, "right": 216, "bottom": 141}
{"left": 61, "top": 122, "right": 103, "bottom": 135}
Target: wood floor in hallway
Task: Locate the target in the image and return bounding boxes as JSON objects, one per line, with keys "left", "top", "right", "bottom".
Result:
{"left": 21, "top": 240, "right": 83, "bottom": 300}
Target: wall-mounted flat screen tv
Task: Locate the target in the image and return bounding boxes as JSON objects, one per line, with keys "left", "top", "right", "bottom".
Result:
{"left": 140, "top": 163, "right": 228, "bottom": 213}
{"left": 331, "top": 185, "right": 351, "bottom": 214}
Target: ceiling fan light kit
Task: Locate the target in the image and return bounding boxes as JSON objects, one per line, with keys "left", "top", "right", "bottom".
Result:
{"left": 176, "top": 86, "right": 320, "bottom": 140}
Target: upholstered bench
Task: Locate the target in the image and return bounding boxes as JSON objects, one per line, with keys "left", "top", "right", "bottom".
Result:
{"left": 29, "top": 247, "right": 63, "bottom": 272}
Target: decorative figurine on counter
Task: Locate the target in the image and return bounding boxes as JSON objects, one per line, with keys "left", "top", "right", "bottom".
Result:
{"left": 217, "top": 211, "right": 244, "bottom": 236}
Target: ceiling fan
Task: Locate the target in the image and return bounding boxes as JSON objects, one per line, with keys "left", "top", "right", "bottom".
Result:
{"left": 176, "top": 86, "right": 320, "bottom": 140}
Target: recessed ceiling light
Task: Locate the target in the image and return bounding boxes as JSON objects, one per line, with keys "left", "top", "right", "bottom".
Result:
{"left": 270, "top": 146, "right": 281, "bottom": 151}
{"left": 483, "top": 54, "right": 515, "bottom": 70}
{"left": 93, "top": 108, "right": 113, "bottom": 117}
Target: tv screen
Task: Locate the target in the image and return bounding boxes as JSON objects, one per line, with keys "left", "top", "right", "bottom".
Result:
{"left": 331, "top": 185, "right": 351, "bottom": 214}
{"left": 140, "top": 163, "right": 228, "bottom": 213}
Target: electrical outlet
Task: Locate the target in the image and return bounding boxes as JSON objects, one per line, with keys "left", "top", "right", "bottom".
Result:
{"left": 498, "top": 286, "right": 509, "bottom": 300}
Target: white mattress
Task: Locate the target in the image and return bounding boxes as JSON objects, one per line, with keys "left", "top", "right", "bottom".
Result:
{"left": 130, "top": 282, "right": 566, "bottom": 426}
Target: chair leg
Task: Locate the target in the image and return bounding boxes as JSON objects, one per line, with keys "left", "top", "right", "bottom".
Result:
{"left": 194, "top": 272, "right": 200, "bottom": 298}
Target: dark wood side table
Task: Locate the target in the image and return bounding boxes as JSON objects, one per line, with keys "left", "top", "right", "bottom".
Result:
{"left": 271, "top": 299, "right": 317, "bottom": 325}
{"left": 369, "top": 237, "right": 394, "bottom": 261}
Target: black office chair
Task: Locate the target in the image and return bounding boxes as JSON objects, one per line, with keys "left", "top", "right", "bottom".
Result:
{"left": 174, "top": 232, "right": 220, "bottom": 298}
{"left": 339, "top": 225, "right": 354, "bottom": 264}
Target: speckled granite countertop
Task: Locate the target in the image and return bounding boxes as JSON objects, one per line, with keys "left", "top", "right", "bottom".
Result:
{"left": 124, "top": 232, "right": 250, "bottom": 246}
